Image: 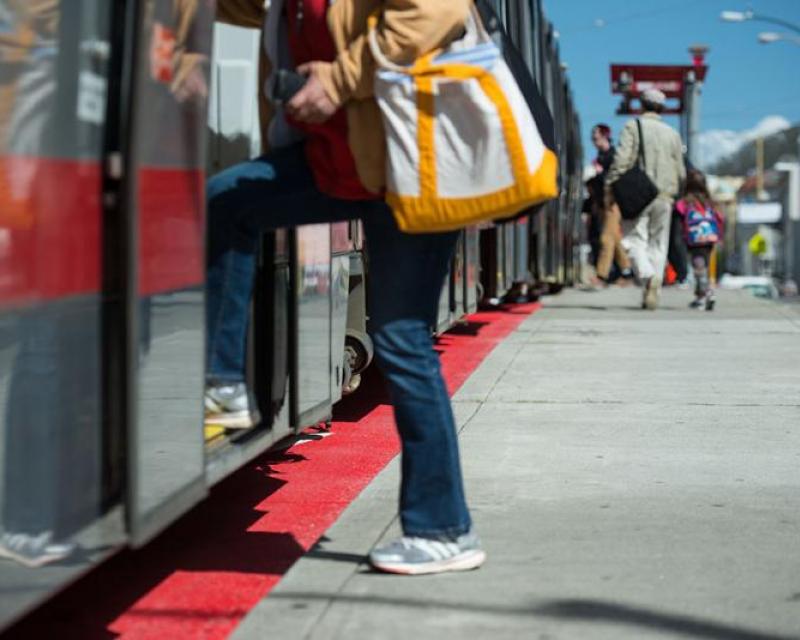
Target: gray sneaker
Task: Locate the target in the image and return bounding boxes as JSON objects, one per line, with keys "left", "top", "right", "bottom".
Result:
{"left": 369, "top": 531, "right": 486, "bottom": 575}
{"left": 0, "top": 531, "right": 75, "bottom": 568}
{"left": 204, "top": 383, "right": 260, "bottom": 429}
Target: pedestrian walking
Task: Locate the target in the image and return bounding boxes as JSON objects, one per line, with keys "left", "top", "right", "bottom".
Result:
{"left": 606, "top": 88, "right": 686, "bottom": 310}
{"left": 675, "top": 169, "right": 724, "bottom": 310}
{"left": 589, "top": 124, "right": 633, "bottom": 285}
{"left": 207, "top": 0, "right": 485, "bottom": 575}
{"left": 667, "top": 207, "right": 689, "bottom": 286}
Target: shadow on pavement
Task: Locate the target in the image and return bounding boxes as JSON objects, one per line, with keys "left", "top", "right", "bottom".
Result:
{"left": 265, "top": 592, "right": 799, "bottom": 640}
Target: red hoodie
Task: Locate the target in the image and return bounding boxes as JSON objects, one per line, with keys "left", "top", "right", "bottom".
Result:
{"left": 285, "top": 0, "right": 376, "bottom": 200}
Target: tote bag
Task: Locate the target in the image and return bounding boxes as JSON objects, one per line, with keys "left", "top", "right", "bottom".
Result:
{"left": 368, "top": 7, "right": 559, "bottom": 233}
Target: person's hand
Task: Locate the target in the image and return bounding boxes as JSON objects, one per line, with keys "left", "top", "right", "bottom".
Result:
{"left": 287, "top": 62, "right": 337, "bottom": 124}
{"left": 172, "top": 54, "right": 209, "bottom": 104}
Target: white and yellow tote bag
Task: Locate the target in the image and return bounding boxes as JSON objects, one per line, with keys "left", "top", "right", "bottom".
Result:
{"left": 368, "top": 8, "right": 559, "bottom": 233}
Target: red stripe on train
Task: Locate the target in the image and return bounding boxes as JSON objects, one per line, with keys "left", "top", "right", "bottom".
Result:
{"left": 138, "top": 166, "right": 205, "bottom": 297}
{"left": 0, "top": 157, "right": 102, "bottom": 306}
{"left": 0, "top": 157, "right": 204, "bottom": 307}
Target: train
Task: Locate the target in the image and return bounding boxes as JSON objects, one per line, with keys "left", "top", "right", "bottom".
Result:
{"left": 0, "top": 0, "right": 582, "bottom": 629}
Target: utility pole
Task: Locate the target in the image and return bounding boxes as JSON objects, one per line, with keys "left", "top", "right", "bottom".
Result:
{"left": 756, "top": 137, "right": 766, "bottom": 200}
{"left": 685, "top": 46, "right": 708, "bottom": 167}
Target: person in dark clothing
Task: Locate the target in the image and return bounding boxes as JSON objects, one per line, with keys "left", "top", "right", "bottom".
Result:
{"left": 667, "top": 209, "right": 689, "bottom": 284}
{"left": 588, "top": 124, "right": 632, "bottom": 284}
{"left": 667, "top": 156, "right": 694, "bottom": 285}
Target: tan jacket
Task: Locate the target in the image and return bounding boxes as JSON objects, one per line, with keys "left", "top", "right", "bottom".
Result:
{"left": 217, "top": 0, "right": 470, "bottom": 194}
{"left": 607, "top": 112, "right": 686, "bottom": 201}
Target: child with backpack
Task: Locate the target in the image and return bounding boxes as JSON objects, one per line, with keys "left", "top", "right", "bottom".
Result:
{"left": 675, "top": 169, "right": 724, "bottom": 310}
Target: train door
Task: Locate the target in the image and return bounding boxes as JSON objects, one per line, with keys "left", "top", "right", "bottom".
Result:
{"left": 464, "top": 227, "right": 480, "bottom": 315}
{"left": 503, "top": 223, "right": 515, "bottom": 292}
{"left": 329, "top": 223, "right": 351, "bottom": 406}
{"left": 0, "top": 0, "right": 127, "bottom": 627}
{"left": 292, "top": 225, "right": 333, "bottom": 427}
{"left": 436, "top": 267, "right": 453, "bottom": 333}
{"left": 507, "top": 0, "right": 534, "bottom": 290}
{"left": 343, "top": 221, "right": 371, "bottom": 395}
{"left": 206, "top": 21, "right": 293, "bottom": 448}
{"left": 124, "top": 0, "right": 213, "bottom": 544}
{"left": 514, "top": 217, "right": 531, "bottom": 285}
{"left": 531, "top": 8, "right": 552, "bottom": 285}
{"left": 478, "top": 226, "right": 502, "bottom": 303}
{"left": 452, "top": 233, "right": 465, "bottom": 319}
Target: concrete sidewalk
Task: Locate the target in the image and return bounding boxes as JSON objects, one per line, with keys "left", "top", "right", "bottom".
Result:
{"left": 232, "top": 287, "right": 800, "bottom": 640}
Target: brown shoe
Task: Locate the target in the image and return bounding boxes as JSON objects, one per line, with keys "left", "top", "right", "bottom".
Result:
{"left": 643, "top": 277, "right": 661, "bottom": 310}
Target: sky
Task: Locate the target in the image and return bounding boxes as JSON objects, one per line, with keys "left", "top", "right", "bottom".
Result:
{"left": 545, "top": 0, "right": 800, "bottom": 163}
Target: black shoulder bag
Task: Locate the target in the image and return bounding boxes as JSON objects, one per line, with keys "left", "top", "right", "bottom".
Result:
{"left": 612, "top": 119, "right": 659, "bottom": 220}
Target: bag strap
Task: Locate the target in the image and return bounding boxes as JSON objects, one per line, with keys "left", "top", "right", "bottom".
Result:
{"left": 636, "top": 119, "right": 647, "bottom": 170}
{"left": 367, "top": 13, "right": 408, "bottom": 73}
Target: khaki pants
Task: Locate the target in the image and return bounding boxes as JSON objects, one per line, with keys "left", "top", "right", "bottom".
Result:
{"left": 596, "top": 203, "right": 631, "bottom": 279}
{"left": 621, "top": 197, "right": 672, "bottom": 281}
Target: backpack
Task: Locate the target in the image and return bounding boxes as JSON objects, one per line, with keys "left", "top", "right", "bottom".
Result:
{"left": 681, "top": 199, "right": 721, "bottom": 247}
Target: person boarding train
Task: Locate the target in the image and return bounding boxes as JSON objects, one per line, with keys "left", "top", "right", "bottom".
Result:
{"left": 206, "top": 0, "right": 486, "bottom": 575}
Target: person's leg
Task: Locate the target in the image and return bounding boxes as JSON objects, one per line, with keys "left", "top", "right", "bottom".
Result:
{"left": 608, "top": 203, "right": 632, "bottom": 276}
{"left": 595, "top": 205, "right": 616, "bottom": 280}
{"left": 668, "top": 212, "right": 689, "bottom": 282}
{"left": 362, "top": 209, "right": 471, "bottom": 539}
{"left": 621, "top": 207, "right": 653, "bottom": 281}
{"left": 635, "top": 197, "right": 671, "bottom": 310}
{"left": 646, "top": 198, "right": 672, "bottom": 282}
{"left": 691, "top": 246, "right": 711, "bottom": 298}
{"left": 206, "top": 144, "right": 355, "bottom": 385}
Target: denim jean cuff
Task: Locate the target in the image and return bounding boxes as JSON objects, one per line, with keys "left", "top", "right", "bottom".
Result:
{"left": 403, "top": 522, "right": 472, "bottom": 539}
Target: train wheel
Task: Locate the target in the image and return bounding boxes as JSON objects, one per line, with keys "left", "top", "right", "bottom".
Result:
{"left": 343, "top": 372, "right": 362, "bottom": 395}
{"left": 345, "top": 331, "right": 373, "bottom": 374}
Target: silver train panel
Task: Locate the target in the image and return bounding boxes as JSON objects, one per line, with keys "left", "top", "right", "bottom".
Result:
{"left": 0, "top": 1, "right": 126, "bottom": 627}
{"left": 126, "top": 0, "right": 213, "bottom": 546}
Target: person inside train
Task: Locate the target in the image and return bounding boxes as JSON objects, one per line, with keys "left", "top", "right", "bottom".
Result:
{"left": 606, "top": 88, "right": 686, "bottom": 310}
{"left": 205, "top": 0, "right": 485, "bottom": 575}
{"left": 587, "top": 123, "right": 633, "bottom": 286}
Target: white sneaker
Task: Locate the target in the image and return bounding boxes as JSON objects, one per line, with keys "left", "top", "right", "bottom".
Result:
{"left": 0, "top": 531, "right": 75, "bottom": 568}
{"left": 204, "top": 383, "right": 260, "bottom": 429}
{"left": 369, "top": 530, "right": 486, "bottom": 575}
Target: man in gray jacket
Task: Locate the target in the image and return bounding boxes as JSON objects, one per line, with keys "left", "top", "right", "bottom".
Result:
{"left": 606, "top": 88, "right": 686, "bottom": 310}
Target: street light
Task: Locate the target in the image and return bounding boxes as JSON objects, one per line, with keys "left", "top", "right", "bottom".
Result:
{"left": 758, "top": 31, "right": 800, "bottom": 47}
{"left": 721, "top": 10, "right": 751, "bottom": 22}
{"left": 720, "top": 9, "right": 800, "bottom": 35}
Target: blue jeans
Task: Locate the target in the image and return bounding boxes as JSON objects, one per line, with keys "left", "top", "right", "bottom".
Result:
{"left": 206, "top": 143, "right": 472, "bottom": 537}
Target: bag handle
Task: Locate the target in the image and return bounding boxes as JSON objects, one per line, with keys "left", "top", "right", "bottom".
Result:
{"left": 368, "top": 6, "right": 488, "bottom": 75}
{"left": 636, "top": 119, "right": 647, "bottom": 170}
